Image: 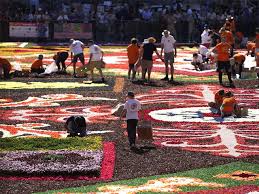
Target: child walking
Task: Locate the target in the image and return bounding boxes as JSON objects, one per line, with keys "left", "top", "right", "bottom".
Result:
{"left": 120, "top": 92, "right": 141, "bottom": 149}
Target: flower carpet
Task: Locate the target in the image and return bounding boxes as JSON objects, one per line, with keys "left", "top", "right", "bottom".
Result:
{"left": 0, "top": 44, "right": 258, "bottom": 194}
{"left": 37, "top": 162, "right": 259, "bottom": 194}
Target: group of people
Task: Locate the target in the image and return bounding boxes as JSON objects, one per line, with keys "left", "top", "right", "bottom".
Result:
{"left": 190, "top": 17, "right": 259, "bottom": 87}
{"left": 208, "top": 89, "right": 243, "bottom": 118}
{"left": 127, "top": 29, "right": 177, "bottom": 84}
{"left": 0, "top": 39, "right": 106, "bottom": 82}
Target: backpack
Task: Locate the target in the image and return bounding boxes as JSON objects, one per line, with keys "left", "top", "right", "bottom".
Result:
{"left": 65, "top": 116, "right": 87, "bottom": 137}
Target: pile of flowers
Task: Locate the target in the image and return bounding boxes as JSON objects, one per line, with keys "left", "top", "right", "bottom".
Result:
{"left": 0, "top": 150, "right": 102, "bottom": 177}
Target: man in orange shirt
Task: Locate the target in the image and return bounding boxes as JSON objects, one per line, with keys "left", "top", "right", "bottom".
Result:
{"left": 231, "top": 53, "right": 246, "bottom": 78}
{"left": 0, "top": 57, "right": 12, "bottom": 79}
{"left": 246, "top": 41, "right": 256, "bottom": 56}
{"left": 127, "top": 38, "right": 139, "bottom": 80}
{"left": 220, "top": 28, "right": 234, "bottom": 57}
{"left": 208, "top": 89, "right": 225, "bottom": 113}
{"left": 31, "top": 55, "right": 44, "bottom": 74}
{"left": 212, "top": 37, "right": 234, "bottom": 87}
{"left": 220, "top": 91, "right": 238, "bottom": 117}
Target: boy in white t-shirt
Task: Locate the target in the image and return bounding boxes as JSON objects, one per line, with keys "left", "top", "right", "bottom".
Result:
{"left": 120, "top": 92, "right": 141, "bottom": 149}
{"left": 69, "top": 39, "right": 85, "bottom": 77}
{"left": 192, "top": 53, "right": 204, "bottom": 71}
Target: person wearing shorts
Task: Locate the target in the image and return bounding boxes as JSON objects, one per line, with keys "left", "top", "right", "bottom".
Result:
{"left": 86, "top": 40, "right": 105, "bottom": 82}
{"left": 135, "top": 37, "right": 163, "bottom": 83}
{"left": 160, "top": 30, "right": 177, "bottom": 82}
{"left": 212, "top": 37, "right": 234, "bottom": 87}
{"left": 127, "top": 38, "right": 139, "bottom": 80}
{"left": 69, "top": 39, "right": 85, "bottom": 77}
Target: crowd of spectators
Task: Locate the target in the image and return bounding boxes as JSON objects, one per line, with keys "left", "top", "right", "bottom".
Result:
{"left": 0, "top": 0, "right": 259, "bottom": 42}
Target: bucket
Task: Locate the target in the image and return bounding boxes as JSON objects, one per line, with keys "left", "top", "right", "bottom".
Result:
{"left": 137, "top": 121, "right": 153, "bottom": 140}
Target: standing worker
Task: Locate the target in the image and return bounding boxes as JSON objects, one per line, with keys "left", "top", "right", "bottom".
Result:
{"left": 69, "top": 39, "right": 85, "bottom": 77}
{"left": 160, "top": 30, "right": 177, "bottom": 82}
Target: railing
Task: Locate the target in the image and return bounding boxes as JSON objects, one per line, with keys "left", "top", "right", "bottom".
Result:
{"left": 0, "top": 19, "right": 257, "bottom": 43}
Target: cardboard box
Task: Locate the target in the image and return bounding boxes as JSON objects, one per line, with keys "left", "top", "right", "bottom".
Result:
{"left": 137, "top": 121, "right": 153, "bottom": 140}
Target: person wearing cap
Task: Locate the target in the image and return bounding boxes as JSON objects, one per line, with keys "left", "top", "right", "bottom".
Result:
{"left": 134, "top": 37, "right": 163, "bottom": 83}
{"left": 31, "top": 54, "right": 45, "bottom": 74}
{"left": 86, "top": 40, "right": 105, "bottom": 82}
{"left": 120, "top": 91, "right": 141, "bottom": 149}
{"left": 127, "top": 38, "right": 140, "bottom": 80}
{"left": 69, "top": 38, "right": 85, "bottom": 77}
{"left": 0, "top": 57, "right": 12, "bottom": 79}
{"left": 160, "top": 30, "right": 177, "bottom": 82}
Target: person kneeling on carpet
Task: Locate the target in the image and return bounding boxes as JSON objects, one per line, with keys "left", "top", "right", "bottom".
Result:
{"left": 208, "top": 89, "right": 225, "bottom": 114}
{"left": 220, "top": 91, "right": 239, "bottom": 118}
{"left": 230, "top": 53, "right": 246, "bottom": 79}
{"left": 31, "top": 54, "right": 45, "bottom": 74}
{"left": 65, "top": 116, "right": 87, "bottom": 137}
{"left": 192, "top": 53, "right": 204, "bottom": 71}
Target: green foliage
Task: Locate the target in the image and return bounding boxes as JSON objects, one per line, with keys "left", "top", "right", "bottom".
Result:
{"left": 0, "top": 136, "right": 102, "bottom": 151}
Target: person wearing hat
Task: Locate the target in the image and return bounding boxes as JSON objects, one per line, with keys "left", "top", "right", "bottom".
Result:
{"left": 160, "top": 30, "right": 177, "bottom": 82}
{"left": 31, "top": 54, "right": 45, "bottom": 74}
{"left": 120, "top": 91, "right": 141, "bottom": 149}
{"left": 134, "top": 37, "right": 164, "bottom": 83}
{"left": 69, "top": 38, "right": 85, "bottom": 77}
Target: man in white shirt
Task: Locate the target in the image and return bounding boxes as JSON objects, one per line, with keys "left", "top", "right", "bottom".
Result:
{"left": 87, "top": 40, "right": 105, "bottom": 82}
{"left": 192, "top": 53, "right": 204, "bottom": 71}
{"left": 160, "top": 30, "right": 177, "bottom": 82}
{"left": 120, "top": 91, "right": 141, "bottom": 149}
{"left": 201, "top": 26, "right": 211, "bottom": 48}
{"left": 198, "top": 44, "right": 209, "bottom": 63}
{"left": 69, "top": 39, "right": 85, "bottom": 77}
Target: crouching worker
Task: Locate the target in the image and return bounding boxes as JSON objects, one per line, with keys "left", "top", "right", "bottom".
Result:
{"left": 55, "top": 51, "right": 69, "bottom": 72}
{"left": 208, "top": 89, "right": 225, "bottom": 114}
{"left": 65, "top": 116, "right": 87, "bottom": 137}
{"left": 192, "top": 53, "right": 204, "bottom": 71}
{"left": 220, "top": 91, "right": 239, "bottom": 118}
{"left": 31, "top": 54, "right": 44, "bottom": 74}
{"left": 231, "top": 53, "right": 246, "bottom": 79}
{"left": 0, "top": 57, "right": 12, "bottom": 79}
